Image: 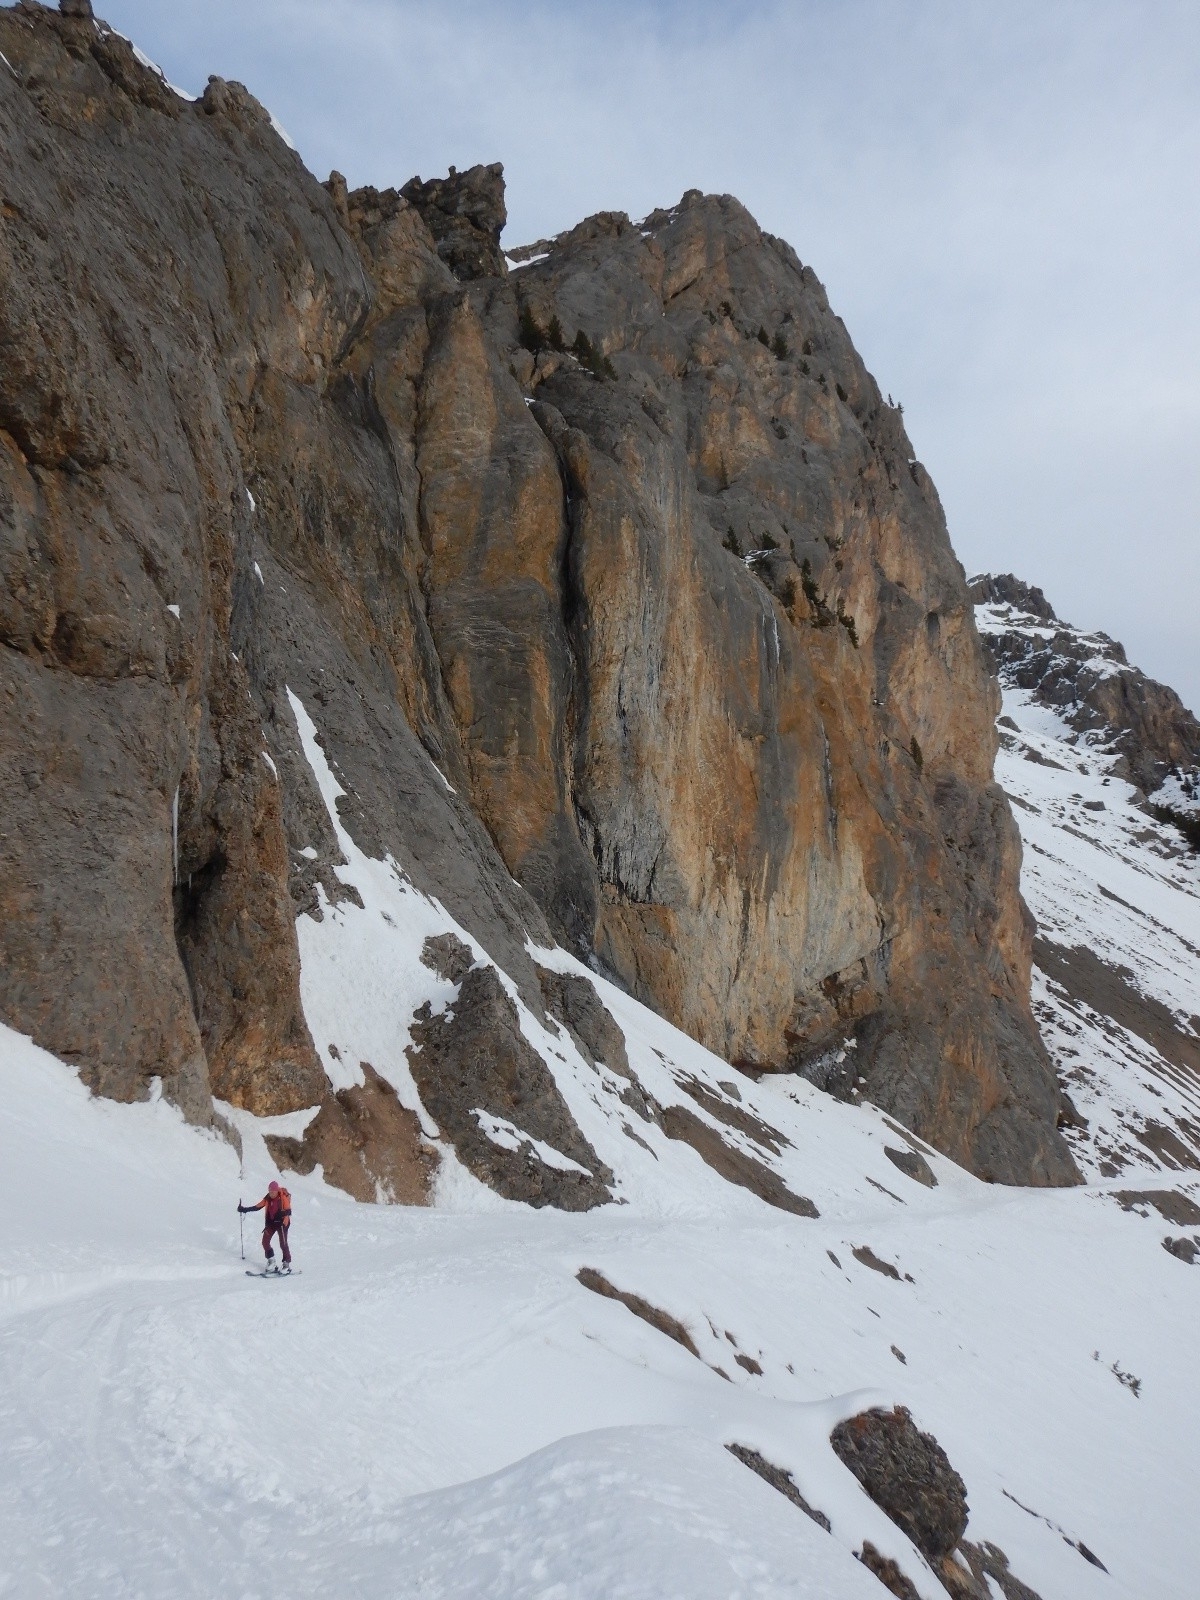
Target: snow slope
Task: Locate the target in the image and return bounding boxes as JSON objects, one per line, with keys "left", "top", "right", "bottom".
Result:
{"left": 976, "top": 601, "right": 1200, "bottom": 1181}
{"left": 3, "top": 688, "right": 1199, "bottom": 1599}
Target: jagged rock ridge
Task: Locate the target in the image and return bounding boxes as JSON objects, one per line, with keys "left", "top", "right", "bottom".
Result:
{"left": 0, "top": 2, "right": 1076, "bottom": 1191}
{"left": 970, "top": 572, "right": 1200, "bottom": 806}
{"left": 973, "top": 575, "right": 1200, "bottom": 1179}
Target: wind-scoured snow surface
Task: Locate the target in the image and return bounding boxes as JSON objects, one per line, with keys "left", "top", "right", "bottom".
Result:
{"left": 976, "top": 601, "right": 1200, "bottom": 1182}
{"left": 3, "top": 691, "right": 1199, "bottom": 1597}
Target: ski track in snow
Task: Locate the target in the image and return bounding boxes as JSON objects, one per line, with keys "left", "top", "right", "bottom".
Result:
{"left": 2, "top": 686, "right": 1198, "bottom": 1597}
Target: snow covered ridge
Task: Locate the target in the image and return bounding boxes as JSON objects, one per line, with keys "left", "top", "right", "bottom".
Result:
{"left": 971, "top": 574, "right": 1200, "bottom": 1181}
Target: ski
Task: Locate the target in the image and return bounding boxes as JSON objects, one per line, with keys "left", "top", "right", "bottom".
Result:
{"left": 245, "top": 1268, "right": 300, "bottom": 1278}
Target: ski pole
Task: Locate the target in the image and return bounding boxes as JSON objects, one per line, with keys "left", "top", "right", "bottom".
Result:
{"left": 239, "top": 1200, "right": 244, "bottom": 1261}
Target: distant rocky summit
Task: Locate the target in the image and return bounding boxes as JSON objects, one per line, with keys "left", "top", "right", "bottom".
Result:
{"left": 970, "top": 573, "right": 1200, "bottom": 823}
{"left": 973, "top": 574, "right": 1200, "bottom": 1180}
{"left": 0, "top": 1, "right": 1078, "bottom": 1191}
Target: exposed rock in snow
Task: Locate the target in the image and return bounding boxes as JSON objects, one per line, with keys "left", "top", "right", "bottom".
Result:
{"left": 419, "top": 931, "right": 476, "bottom": 986}
{"left": 969, "top": 572, "right": 1057, "bottom": 623}
{"left": 831, "top": 1407, "right": 967, "bottom": 1564}
{"left": 577, "top": 1265, "right": 702, "bottom": 1357}
{"left": 265, "top": 1061, "right": 438, "bottom": 1204}
{"left": 852, "top": 1244, "right": 908, "bottom": 1281}
{"left": 408, "top": 966, "right": 614, "bottom": 1211}
{"left": 538, "top": 963, "right": 632, "bottom": 1078}
{"left": 974, "top": 577, "right": 1200, "bottom": 1179}
{"left": 884, "top": 1145, "right": 937, "bottom": 1188}
{"left": 971, "top": 572, "right": 1200, "bottom": 798}
{"left": 726, "top": 1442, "right": 833, "bottom": 1530}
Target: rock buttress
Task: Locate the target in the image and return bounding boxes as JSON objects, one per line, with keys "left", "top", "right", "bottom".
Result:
{"left": 0, "top": 6, "right": 1076, "bottom": 1185}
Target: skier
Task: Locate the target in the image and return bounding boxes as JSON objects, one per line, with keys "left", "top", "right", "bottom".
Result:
{"left": 239, "top": 1181, "right": 292, "bottom": 1273}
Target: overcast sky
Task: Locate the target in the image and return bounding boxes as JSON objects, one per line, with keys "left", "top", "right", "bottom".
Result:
{"left": 96, "top": 0, "right": 1200, "bottom": 713}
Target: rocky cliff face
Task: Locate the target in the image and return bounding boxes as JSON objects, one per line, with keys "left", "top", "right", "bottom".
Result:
{"left": 0, "top": 3, "right": 1077, "bottom": 1188}
{"left": 973, "top": 575, "right": 1200, "bottom": 1180}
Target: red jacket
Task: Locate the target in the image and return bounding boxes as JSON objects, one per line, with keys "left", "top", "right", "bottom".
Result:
{"left": 247, "top": 1188, "right": 291, "bottom": 1225}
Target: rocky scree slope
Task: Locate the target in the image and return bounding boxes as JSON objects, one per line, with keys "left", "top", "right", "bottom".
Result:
{"left": 0, "top": 1, "right": 1075, "bottom": 1192}
{"left": 973, "top": 574, "right": 1200, "bottom": 1182}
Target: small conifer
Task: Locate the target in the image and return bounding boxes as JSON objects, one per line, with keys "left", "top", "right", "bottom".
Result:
{"left": 518, "top": 305, "right": 543, "bottom": 352}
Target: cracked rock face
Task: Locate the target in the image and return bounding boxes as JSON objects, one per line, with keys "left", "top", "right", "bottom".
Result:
{"left": 398, "top": 192, "right": 1075, "bottom": 1184}
{"left": 408, "top": 967, "right": 612, "bottom": 1210}
{"left": 0, "top": 4, "right": 1076, "bottom": 1187}
{"left": 831, "top": 1406, "right": 968, "bottom": 1563}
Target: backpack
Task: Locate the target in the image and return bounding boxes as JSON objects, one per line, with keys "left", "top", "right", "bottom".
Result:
{"left": 277, "top": 1186, "right": 291, "bottom": 1219}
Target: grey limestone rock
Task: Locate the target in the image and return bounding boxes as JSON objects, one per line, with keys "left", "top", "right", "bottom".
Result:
{"left": 830, "top": 1406, "right": 968, "bottom": 1563}
{"left": 420, "top": 932, "right": 476, "bottom": 987}
{"left": 973, "top": 573, "right": 1200, "bottom": 798}
{"left": 884, "top": 1145, "right": 937, "bottom": 1187}
{"left": 401, "top": 162, "right": 508, "bottom": 281}
{"left": 969, "top": 573, "right": 1055, "bottom": 622}
{"left": 0, "top": 4, "right": 1081, "bottom": 1191}
{"left": 537, "top": 964, "right": 630, "bottom": 1077}
{"left": 407, "top": 966, "right": 612, "bottom": 1209}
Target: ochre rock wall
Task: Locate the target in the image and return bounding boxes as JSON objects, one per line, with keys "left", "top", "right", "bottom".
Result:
{"left": 0, "top": 5, "right": 1075, "bottom": 1184}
